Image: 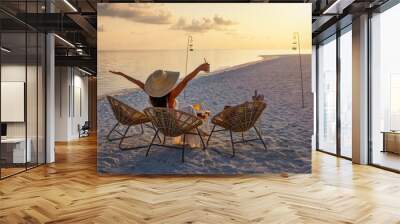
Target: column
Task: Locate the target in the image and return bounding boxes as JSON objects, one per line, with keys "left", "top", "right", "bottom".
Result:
{"left": 352, "top": 14, "right": 369, "bottom": 164}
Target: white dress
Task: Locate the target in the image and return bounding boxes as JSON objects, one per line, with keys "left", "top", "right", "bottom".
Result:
{"left": 165, "top": 100, "right": 202, "bottom": 148}
{"left": 148, "top": 97, "right": 205, "bottom": 148}
{"left": 179, "top": 104, "right": 200, "bottom": 148}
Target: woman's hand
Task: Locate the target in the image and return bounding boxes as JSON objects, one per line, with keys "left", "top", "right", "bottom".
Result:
{"left": 197, "top": 63, "right": 210, "bottom": 72}
{"left": 171, "top": 62, "right": 210, "bottom": 99}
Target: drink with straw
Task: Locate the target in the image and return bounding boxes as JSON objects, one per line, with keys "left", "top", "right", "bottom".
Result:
{"left": 204, "top": 58, "right": 210, "bottom": 73}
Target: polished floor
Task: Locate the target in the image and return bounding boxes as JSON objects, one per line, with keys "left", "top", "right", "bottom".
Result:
{"left": 372, "top": 150, "right": 400, "bottom": 171}
{"left": 0, "top": 135, "right": 400, "bottom": 223}
{"left": 1, "top": 167, "right": 26, "bottom": 178}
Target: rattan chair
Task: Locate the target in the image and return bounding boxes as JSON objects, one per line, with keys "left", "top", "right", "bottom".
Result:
{"left": 207, "top": 101, "right": 267, "bottom": 157}
{"left": 107, "top": 96, "right": 160, "bottom": 150}
{"left": 144, "top": 107, "right": 206, "bottom": 162}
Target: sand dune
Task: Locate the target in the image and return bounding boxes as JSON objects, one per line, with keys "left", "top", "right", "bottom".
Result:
{"left": 97, "top": 55, "right": 313, "bottom": 174}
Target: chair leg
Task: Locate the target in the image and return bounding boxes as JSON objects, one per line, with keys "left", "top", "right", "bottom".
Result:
{"left": 118, "top": 126, "right": 131, "bottom": 149}
{"left": 107, "top": 123, "right": 119, "bottom": 141}
{"left": 242, "top": 132, "right": 246, "bottom": 144}
{"left": 146, "top": 130, "right": 159, "bottom": 157}
{"left": 229, "top": 130, "right": 235, "bottom": 157}
{"left": 196, "top": 128, "right": 206, "bottom": 150}
{"left": 140, "top": 124, "right": 144, "bottom": 134}
{"left": 207, "top": 125, "right": 216, "bottom": 146}
{"left": 182, "top": 134, "right": 186, "bottom": 163}
{"left": 149, "top": 123, "right": 162, "bottom": 143}
{"left": 254, "top": 126, "right": 267, "bottom": 150}
{"left": 156, "top": 132, "right": 162, "bottom": 143}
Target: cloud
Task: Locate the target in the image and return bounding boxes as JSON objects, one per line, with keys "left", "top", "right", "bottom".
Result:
{"left": 171, "top": 15, "right": 237, "bottom": 33}
{"left": 98, "top": 3, "right": 173, "bottom": 25}
{"left": 213, "top": 15, "right": 236, "bottom": 26}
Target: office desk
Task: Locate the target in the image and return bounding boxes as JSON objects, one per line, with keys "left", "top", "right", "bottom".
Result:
{"left": 1, "top": 138, "right": 31, "bottom": 163}
{"left": 382, "top": 131, "right": 400, "bottom": 154}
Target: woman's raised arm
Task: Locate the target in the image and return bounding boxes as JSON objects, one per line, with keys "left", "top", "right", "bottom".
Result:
{"left": 170, "top": 63, "right": 209, "bottom": 98}
{"left": 109, "top": 70, "right": 145, "bottom": 90}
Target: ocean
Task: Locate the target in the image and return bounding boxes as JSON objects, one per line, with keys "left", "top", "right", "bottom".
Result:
{"left": 98, "top": 49, "right": 294, "bottom": 96}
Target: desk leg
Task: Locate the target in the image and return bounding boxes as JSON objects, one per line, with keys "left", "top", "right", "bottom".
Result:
{"left": 381, "top": 133, "right": 386, "bottom": 153}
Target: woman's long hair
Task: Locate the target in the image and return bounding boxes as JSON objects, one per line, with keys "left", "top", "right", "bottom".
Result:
{"left": 149, "top": 93, "right": 171, "bottom": 108}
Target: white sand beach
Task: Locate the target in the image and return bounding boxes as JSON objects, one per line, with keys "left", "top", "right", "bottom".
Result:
{"left": 97, "top": 55, "right": 313, "bottom": 174}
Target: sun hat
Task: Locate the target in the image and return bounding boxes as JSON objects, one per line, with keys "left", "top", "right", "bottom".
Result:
{"left": 144, "top": 70, "right": 180, "bottom": 97}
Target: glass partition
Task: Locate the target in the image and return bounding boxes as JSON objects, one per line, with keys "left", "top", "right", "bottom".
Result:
{"left": 0, "top": 2, "right": 46, "bottom": 179}
{"left": 339, "top": 27, "right": 352, "bottom": 158}
{"left": 27, "top": 31, "right": 38, "bottom": 169}
{"left": 317, "top": 35, "right": 337, "bottom": 154}
{"left": 316, "top": 26, "right": 353, "bottom": 159}
{"left": 370, "top": 3, "right": 400, "bottom": 171}
{"left": 38, "top": 32, "right": 46, "bottom": 165}
{"left": 1, "top": 30, "right": 28, "bottom": 177}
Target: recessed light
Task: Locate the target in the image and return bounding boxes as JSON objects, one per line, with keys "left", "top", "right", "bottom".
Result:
{"left": 78, "top": 67, "right": 93, "bottom": 76}
{"left": 63, "top": 0, "right": 78, "bottom": 12}
{"left": 323, "top": 0, "right": 355, "bottom": 15}
{"left": 1, "top": 47, "right": 11, "bottom": 53}
{"left": 54, "top": 34, "right": 75, "bottom": 48}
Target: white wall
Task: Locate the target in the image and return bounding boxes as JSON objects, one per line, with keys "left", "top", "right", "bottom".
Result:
{"left": 70, "top": 73, "right": 89, "bottom": 139}
{"left": 1, "top": 65, "right": 26, "bottom": 139}
{"left": 0, "top": 65, "right": 37, "bottom": 138}
{"left": 55, "top": 66, "right": 70, "bottom": 141}
{"left": 1, "top": 63, "right": 46, "bottom": 164}
{"left": 55, "top": 67, "right": 89, "bottom": 141}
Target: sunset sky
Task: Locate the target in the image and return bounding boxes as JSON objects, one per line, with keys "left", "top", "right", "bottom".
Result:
{"left": 98, "top": 3, "right": 311, "bottom": 53}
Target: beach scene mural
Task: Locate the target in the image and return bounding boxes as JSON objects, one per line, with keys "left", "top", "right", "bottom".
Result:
{"left": 97, "top": 3, "right": 313, "bottom": 174}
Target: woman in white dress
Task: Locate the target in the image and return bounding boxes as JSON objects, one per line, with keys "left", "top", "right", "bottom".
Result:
{"left": 109, "top": 62, "right": 210, "bottom": 147}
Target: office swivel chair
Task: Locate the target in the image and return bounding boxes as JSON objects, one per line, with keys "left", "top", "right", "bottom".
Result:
{"left": 78, "top": 121, "right": 90, "bottom": 138}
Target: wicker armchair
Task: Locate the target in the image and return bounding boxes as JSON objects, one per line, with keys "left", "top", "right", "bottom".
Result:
{"left": 207, "top": 101, "right": 267, "bottom": 157}
{"left": 107, "top": 96, "right": 160, "bottom": 150}
{"left": 144, "top": 107, "right": 206, "bottom": 162}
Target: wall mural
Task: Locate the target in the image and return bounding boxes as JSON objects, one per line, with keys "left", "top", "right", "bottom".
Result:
{"left": 97, "top": 3, "right": 313, "bottom": 174}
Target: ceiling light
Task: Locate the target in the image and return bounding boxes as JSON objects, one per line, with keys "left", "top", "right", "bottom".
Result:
{"left": 1, "top": 47, "right": 11, "bottom": 53}
{"left": 54, "top": 34, "right": 75, "bottom": 48}
{"left": 76, "top": 48, "right": 85, "bottom": 55}
{"left": 63, "top": 0, "right": 78, "bottom": 12}
{"left": 78, "top": 67, "right": 93, "bottom": 76}
{"left": 323, "top": 0, "right": 355, "bottom": 15}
